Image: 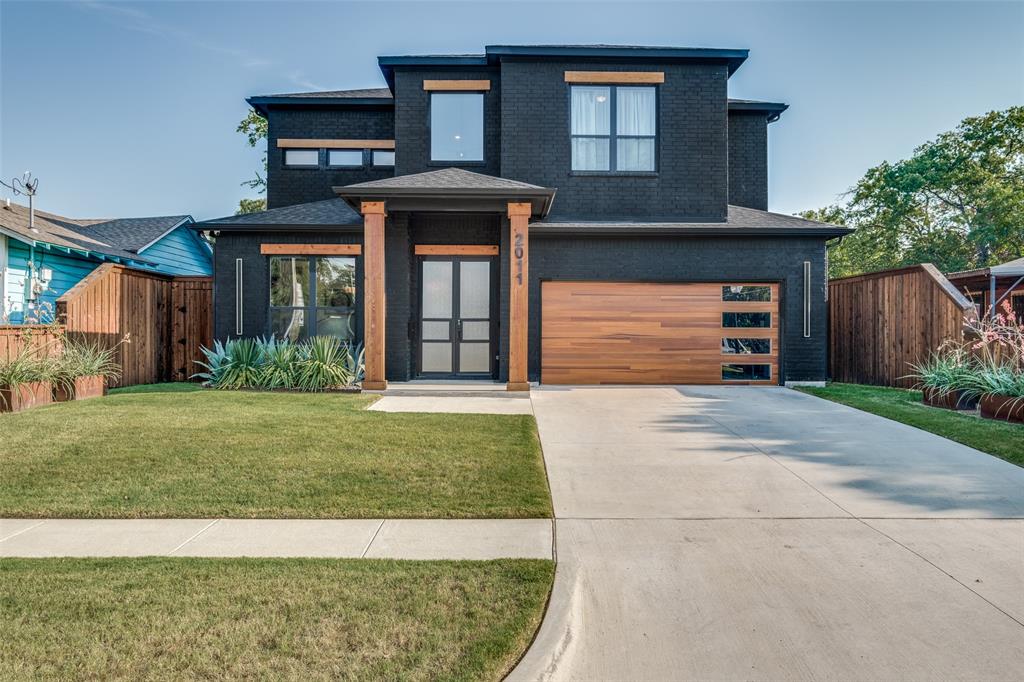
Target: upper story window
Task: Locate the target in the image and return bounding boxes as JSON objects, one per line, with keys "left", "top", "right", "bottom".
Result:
{"left": 571, "top": 86, "right": 656, "bottom": 172}
{"left": 373, "top": 150, "right": 395, "bottom": 167}
{"left": 430, "top": 93, "right": 484, "bottom": 162}
{"left": 328, "top": 150, "right": 363, "bottom": 168}
{"left": 283, "top": 149, "right": 319, "bottom": 167}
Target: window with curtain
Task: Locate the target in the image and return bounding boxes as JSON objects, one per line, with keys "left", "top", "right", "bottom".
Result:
{"left": 269, "top": 256, "right": 356, "bottom": 342}
{"left": 571, "top": 85, "right": 656, "bottom": 172}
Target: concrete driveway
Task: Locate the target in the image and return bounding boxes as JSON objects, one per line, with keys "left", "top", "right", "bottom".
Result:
{"left": 511, "top": 386, "right": 1024, "bottom": 681}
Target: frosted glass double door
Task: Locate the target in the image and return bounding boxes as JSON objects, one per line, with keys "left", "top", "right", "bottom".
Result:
{"left": 419, "top": 257, "right": 496, "bottom": 377}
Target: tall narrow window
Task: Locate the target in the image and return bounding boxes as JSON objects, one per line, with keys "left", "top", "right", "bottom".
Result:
{"left": 430, "top": 93, "right": 484, "bottom": 161}
{"left": 235, "top": 258, "right": 243, "bottom": 336}
{"left": 803, "top": 261, "right": 812, "bottom": 338}
{"left": 571, "top": 85, "right": 656, "bottom": 172}
{"left": 269, "top": 256, "right": 356, "bottom": 342}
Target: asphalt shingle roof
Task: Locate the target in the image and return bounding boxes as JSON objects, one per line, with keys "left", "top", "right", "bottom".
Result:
{"left": 82, "top": 216, "right": 191, "bottom": 253}
{"left": 195, "top": 198, "right": 362, "bottom": 228}
{"left": 529, "top": 205, "right": 851, "bottom": 236}
{"left": 253, "top": 87, "right": 393, "bottom": 100}
{"left": 341, "top": 168, "right": 549, "bottom": 191}
{"left": 0, "top": 202, "right": 165, "bottom": 265}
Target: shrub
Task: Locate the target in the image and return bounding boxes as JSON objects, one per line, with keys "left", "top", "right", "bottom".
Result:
{"left": 54, "top": 339, "right": 122, "bottom": 389}
{"left": 194, "top": 336, "right": 364, "bottom": 391}
{"left": 908, "top": 342, "right": 978, "bottom": 397}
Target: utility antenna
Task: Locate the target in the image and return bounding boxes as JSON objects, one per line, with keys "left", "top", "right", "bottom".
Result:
{"left": 0, "top": 172, "right": 40, "bottom": 232}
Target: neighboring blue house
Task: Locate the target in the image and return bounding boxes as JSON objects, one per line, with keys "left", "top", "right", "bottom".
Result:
{"left": 0, "top": 201, "right": 212, "bottom": 323}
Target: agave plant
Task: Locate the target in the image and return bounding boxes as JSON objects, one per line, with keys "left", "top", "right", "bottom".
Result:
{"left": 194, "top": 338, "right": 265, "bottom": 389}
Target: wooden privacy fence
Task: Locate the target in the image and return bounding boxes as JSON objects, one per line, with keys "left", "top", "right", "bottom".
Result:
{"left": 0, "top": 326, "right": 62, "bottom": 360}
{"left": 829, "top": 264, "right": 975, "bottom": 388}
{"left": 56, "top": 264, "right": 212, "bottom": 387}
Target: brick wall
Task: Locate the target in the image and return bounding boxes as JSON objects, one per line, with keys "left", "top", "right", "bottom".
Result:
{"left": 728, "top": 112, "right": 769, "bottom": 210}
{"left": 266, "top": 107, "right": 394, "bottom": 209}
{"left": 500, "top": 60, "right": 730, "bottom": 221}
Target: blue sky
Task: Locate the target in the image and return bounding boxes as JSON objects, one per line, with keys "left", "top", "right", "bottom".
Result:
{"left": 1, "top": 1, "right": 1021, "bottom": 221}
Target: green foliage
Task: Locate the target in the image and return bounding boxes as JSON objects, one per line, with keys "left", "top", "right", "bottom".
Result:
{"left": 804, "top": 107, "right": 1024, "bottom": 278}
{"left": 907, "top": 343, "right": 978, "bottom": 395}
{"left": 194, "top": 336, "right": 364, "bottom": 391}
{"left": 236, "top": 198, "right": 267, "bottom": 215}
{"left": 237, "top": 109, "right": 268, "bottom": 214}
{"left": 0, "top": 348, "right": 51, "bottom": 390}
{"left": 55, "top": 339, "right": 121, "bottom": 384}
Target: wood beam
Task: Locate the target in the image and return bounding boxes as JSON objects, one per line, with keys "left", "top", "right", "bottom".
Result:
{"left": 422, "top": 79, "right": 491, "bottom": 91}
{"left": 414, "top": 245, "right": 499, "bottom": 256}
{"left": 260, "top": 244, "right": 362, "bottom": 256}
{"left": 277, "top": 139, "right": 395, "bottom": 149}
{"left": 563, "top": 71, "right": 665, "bottom": 84}
{"left": 507, "top": 202, "right": 531, "bottom": 392}
{"left": 361, "top": 201, "right": 387, "bottom": 390}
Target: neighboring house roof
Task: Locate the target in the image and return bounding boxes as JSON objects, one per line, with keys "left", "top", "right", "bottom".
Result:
{"left": 529, "top": 204, "right": 852, "bottom": 238}
{"left": 194, "top": 198, "right": 363, "bottom": 231}
{"left": 947, "top": 256, "right": 1024, "bottom": 281}
{"left": 335, "top": 168, "right": 556, "bottom": 216}
{"left": 82, "top": 215, "right": 193, "bottom": 253}
{"left": 0, "top": 202, "right": 160, "bottom": 267}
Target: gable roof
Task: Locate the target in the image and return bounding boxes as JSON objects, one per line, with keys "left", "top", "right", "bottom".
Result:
{"left": 529, "top": 204, "right": 852, "bottom": 238}
{"left": 0, "top": 202, "right": 164, "bottom": 267}
{"left": 340, "top": 167, "right": 547, "bottom": 192}
{"left": 82, "top": 215, "right": 192, "bottom": 253}
{"left": 194, "top": 198, "right": 363, "bottom": 231}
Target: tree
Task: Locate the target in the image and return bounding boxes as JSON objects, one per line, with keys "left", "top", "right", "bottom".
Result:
{"left": 803, "top": 107, "right": 1024, "bottom": 278}
{"left": 236, "top": 110, "right": 268, "bottom": 215}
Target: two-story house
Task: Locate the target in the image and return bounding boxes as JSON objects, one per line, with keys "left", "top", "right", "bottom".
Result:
{"left": 195, "top": 45, "right": 850, "bottom": 389}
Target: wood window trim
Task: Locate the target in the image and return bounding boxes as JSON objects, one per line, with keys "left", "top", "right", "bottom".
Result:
{"left": 414, "top": 245, "right": 499, "bottom": 256}
{"left": 261, "top": 244, "right": 362, "bottom": 256}
{"left": 277, "top": 139, "right": 395, "bottom": 150}
{"left": 423, "top": 79, "right": 491, "bottom": 91}
{"left": 564, "top": 71, "right": 665, "bottom": 84}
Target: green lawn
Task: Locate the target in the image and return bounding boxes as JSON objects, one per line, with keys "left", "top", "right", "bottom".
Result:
{"left": 0, "top": 384, "right": 551, "bottom": 518}
{"left": 796, "top": 383, "right": 1024, "bottom": 468}
{"left": 0, "top": 557, "right": 553, "bottom": 681}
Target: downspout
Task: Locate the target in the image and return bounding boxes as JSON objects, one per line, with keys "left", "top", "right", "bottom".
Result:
{"left": 989, "top": 273, "right": 997, "bottom": 319}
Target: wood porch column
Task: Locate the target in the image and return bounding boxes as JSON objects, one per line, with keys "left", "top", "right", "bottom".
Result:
{"left": 507, "top": 202, "right": 531, "bottom": 391}
{"left": 361, "top": 201, "right": 387, "bottom": 390}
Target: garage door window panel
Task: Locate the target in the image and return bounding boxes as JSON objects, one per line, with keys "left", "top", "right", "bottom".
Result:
{"left": 722, "top": 338, "right": 771, "bottom": 354}
{"left": 722, "top": 364, "right": 772, "bottom": 381}
{"left": 722, "top": 312, "right": 772, "bottom": 328}
{"left": 722, "top": 285, "right": 771, "bottom": 302}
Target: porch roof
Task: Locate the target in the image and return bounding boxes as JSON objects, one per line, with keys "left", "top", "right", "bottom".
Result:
{"left": 193, "top": 198, "right": 362, "bottom": 232}
{"left": 334, "top": 168, "right": 556, "bottom": 217}
{"left": 947, "top": 256, "right": 1024, "bottom": 284}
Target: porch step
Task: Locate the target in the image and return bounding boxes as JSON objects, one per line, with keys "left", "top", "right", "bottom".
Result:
{"left": 376, "top": 381, "right": 532, "bottom": 398}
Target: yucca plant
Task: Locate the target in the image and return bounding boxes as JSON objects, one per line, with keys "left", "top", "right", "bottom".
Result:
{"left": 55, "top": 339, "right": 122, "bottom": 385}
{"left": 908, "top": 342, "right": 978, "bottom": 398}
{"left": 293, "top": 336, "right": 354, "bottom": 391}
{"left": 260, "top": 337, "right": 300, "bottom": 389}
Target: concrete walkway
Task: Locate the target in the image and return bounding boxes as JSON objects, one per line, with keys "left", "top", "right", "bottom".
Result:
{"left": 0, "top": 518, "right": 553, "bottom": 559}
{"left": 511, "top": 386, "right": 1024, "bottom": 681}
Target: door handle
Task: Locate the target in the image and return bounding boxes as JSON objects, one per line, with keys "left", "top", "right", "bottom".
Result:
{"left": 456, "top": 319, "right": 463, "bottom": 341}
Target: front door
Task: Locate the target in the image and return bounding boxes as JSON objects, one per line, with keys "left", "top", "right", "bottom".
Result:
{"left": 419, "top": 257, "right": 496, "bottom": 378}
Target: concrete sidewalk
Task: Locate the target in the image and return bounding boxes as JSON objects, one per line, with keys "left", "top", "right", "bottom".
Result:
{"left": 0, "top": 518, "right": 553, "bottom": 560}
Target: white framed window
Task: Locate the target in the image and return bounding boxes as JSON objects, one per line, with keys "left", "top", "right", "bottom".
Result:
{"left": 328, "top": 150, "right": 364, "bottom": 168}
{"left": 284, "top": 149, "right": 319, "bottom": 167}
{"left": 373, "top": 150, "right": 395, "bottom": 167}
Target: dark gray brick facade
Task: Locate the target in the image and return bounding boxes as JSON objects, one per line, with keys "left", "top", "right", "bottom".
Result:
{"left": 728, "top": 111, "right": 769, "bottom": 210}
{"left": 500, "top": 60, "right": 729, "bottom": 221}
{"left": 393, "top": 68, "right": 502, "bottom": 178}
{"left": 267, "top": 107, "right": 394, "bottom": 209}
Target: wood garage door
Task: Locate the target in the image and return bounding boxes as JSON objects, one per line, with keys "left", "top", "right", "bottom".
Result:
{"left": 541, "top": 281, "right": 780, "bottom": 385}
